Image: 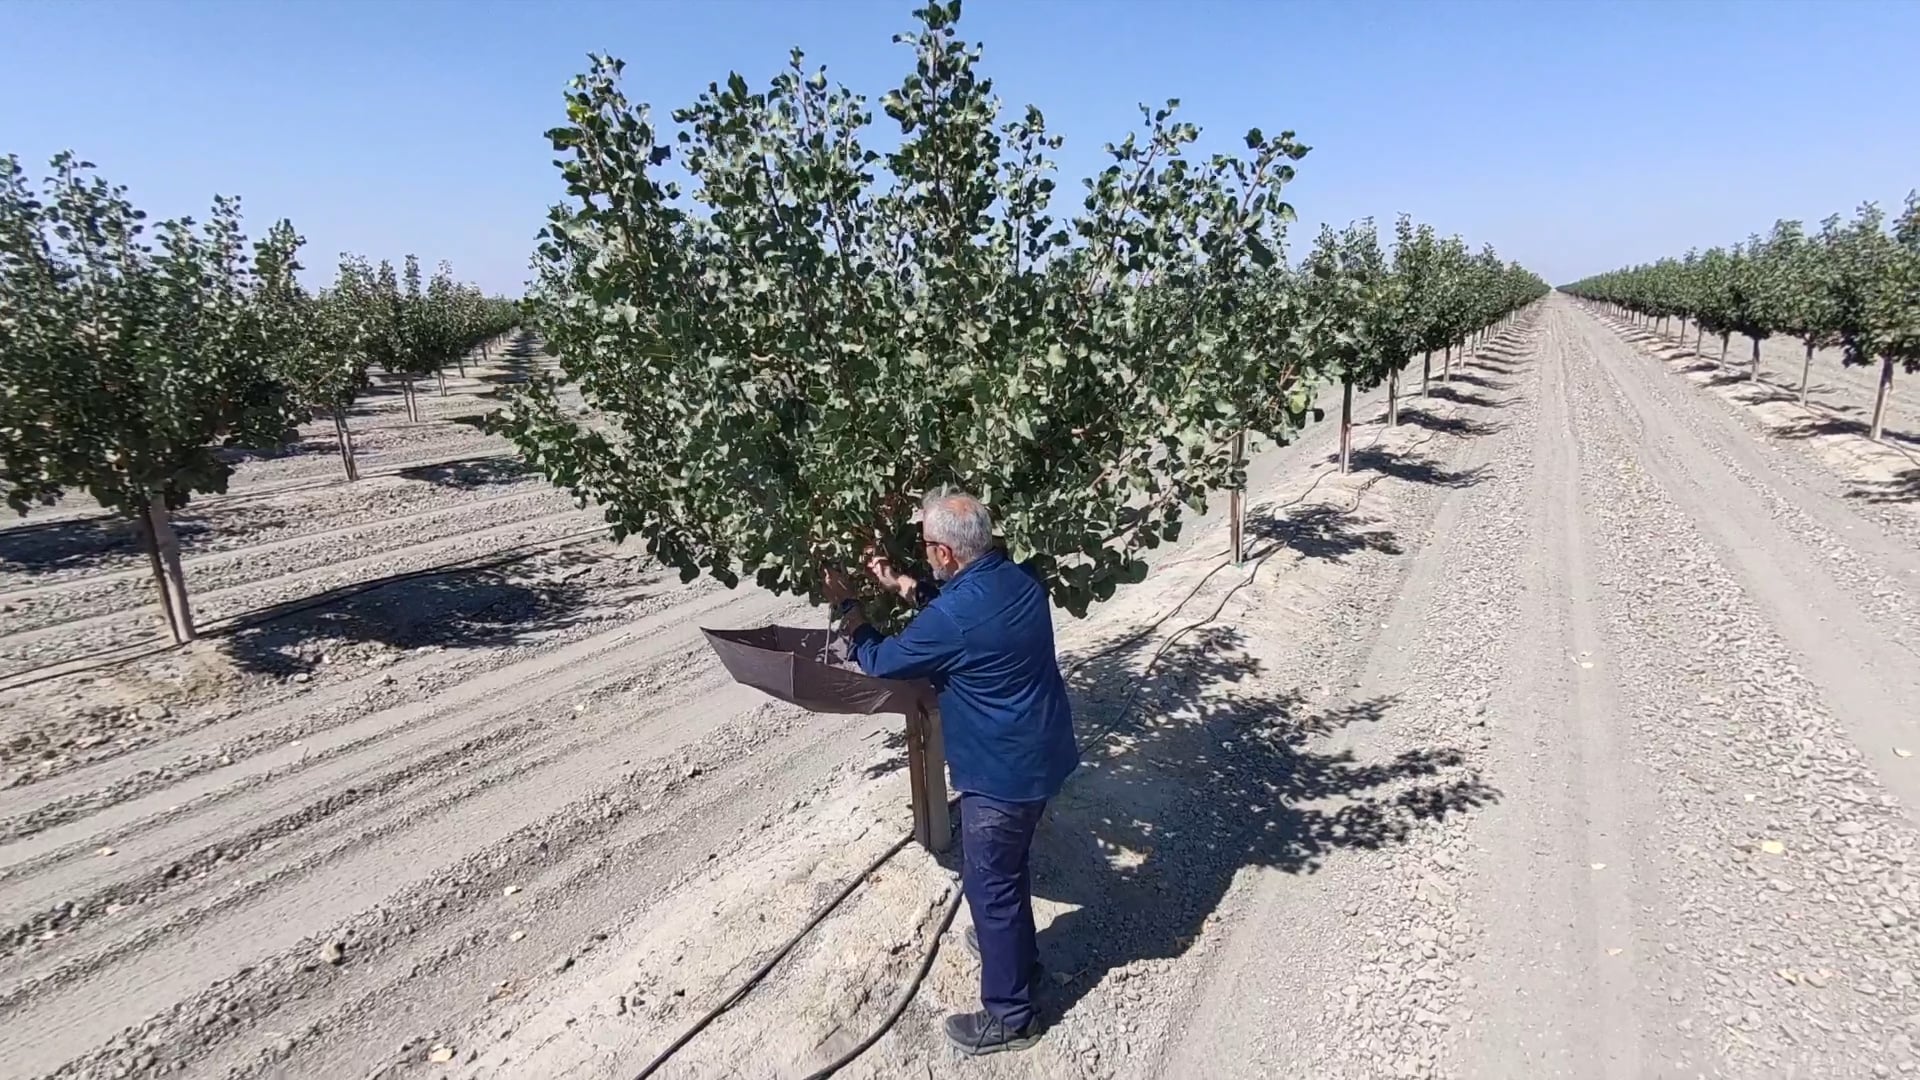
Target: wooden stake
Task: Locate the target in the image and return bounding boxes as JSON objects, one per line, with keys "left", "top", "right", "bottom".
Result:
{"left": 907, "top": 704, "right": 951, "bottom": 853}
{"left": 1228, "top": 430, "right": 1247, "bottom": 565}
{"left": 145, "top": 498, "right": 195, "bottom": 643}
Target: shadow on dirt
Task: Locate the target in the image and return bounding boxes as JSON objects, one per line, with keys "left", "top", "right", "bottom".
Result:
{"left": 398, "top": 456, "right": 530, "bottom": 489}
{"left": 1347, "top": 447, "right": 1489, "bottom": 489}
{"left": 1017, "top": 626, "right": 1496, "bottom": 1027}
{"left": 219, "top": 546, "right": 600, "bottom": 676}
{"left": 477, "top": 332, "right": 548, "bottom": 391}
{"left": 1425, "top": 385, "right": 1514, "bottom": 411}
{"left": 1770, "top": 412, "right": 1920, "bottom": 449}
{"left": 0, "top": 512, "right": 217, "bottom": 576}
{"left": 1847, "top": 468, "right": 1920, "bottom": 504}
{"left": 1244, "top": 502, "right": 1402, "bottom": 562}
{"left": 1440, "top": 371, "right": 1511, "bottom": 392}
{"left": 1396, "top": 407, "right": 1505, "bottom": 439}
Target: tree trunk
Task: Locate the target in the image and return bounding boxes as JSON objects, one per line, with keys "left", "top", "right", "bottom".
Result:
{"left": 1749, "top": 337, "right": 1761, "bottom": 381}
{"left": 332, "top": 407, "right": 360, "bottom": 482}
{"left": 1799, "top": 341, "right": 1814, "bottom": 407}
{"left": 457, "top": 353, "right": 467, "bottom": 377}
{"left": 1870, "top": 355, "right": 1894, "bottom": 443}
{"left": 1388, "top": 367, "right": 1400, "bottom": 427}
{"left": 1339, "top": 379, "right": 1355, "bottom": 474}
{"left": 403, "top": 377, "right": 419, "bottom": 422}
{"left": 1677, "top": 316, "right": 1686, "bottom": 345}
{"left": 1422, "top": 351, "right": 1432, "bottom": 397}
{"left": 1695, "top": 325, "right": 1704, "bottom": 354}
{"left": 1718, "top": 333, "right": 1730, "bottom": 368}
{"left": 141, "top": 498, "right": 196, "bottom": 644}
{"left": 1228, "top": 430, "right": 1247, "bottom": 565}
{"left": 1443, "top": 344, "right": 1454, "bottom": 383}
{"left": 437, "top": 368, "right": 448, "bottom": 396}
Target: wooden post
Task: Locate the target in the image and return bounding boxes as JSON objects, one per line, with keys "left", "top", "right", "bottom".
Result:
{"left": 906, "top": 704, "right": 952, "bottom": 853}
{"left": 1228, "top": 430, "right": 1246, "bottom": 565}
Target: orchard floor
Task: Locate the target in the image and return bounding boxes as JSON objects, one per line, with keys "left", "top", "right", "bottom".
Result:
{"left": 3, "top": 298, "right": 1918, "bottom": 1080}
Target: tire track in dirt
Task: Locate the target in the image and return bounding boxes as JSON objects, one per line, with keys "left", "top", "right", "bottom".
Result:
{"left": 0, "top": 555, "right": 674, "bottom": 831}
{"left": 0, "top": 582, "right": 801, "bottom": 1078}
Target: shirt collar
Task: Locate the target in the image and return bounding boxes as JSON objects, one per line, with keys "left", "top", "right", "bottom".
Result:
{"left": 949, "top": 548, "right": 1006, "bottom": 585}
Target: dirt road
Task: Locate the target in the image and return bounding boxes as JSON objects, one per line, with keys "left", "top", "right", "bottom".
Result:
{"left": 4, "top": 300, "right": 1917, "bottom": 1079}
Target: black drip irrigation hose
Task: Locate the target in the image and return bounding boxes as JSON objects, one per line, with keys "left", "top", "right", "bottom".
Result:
{"left": 620, "top": 366, "right": 1525, "bottom": 1078}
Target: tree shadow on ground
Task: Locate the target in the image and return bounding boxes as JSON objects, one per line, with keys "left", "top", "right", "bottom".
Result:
{"left": 1346, "top": 446, "right": 1489, "bottom": 489}
{"left": 864, "top": 727, "right": 911, "bottom": 780}
{"left": 1847, "top": 469, "right": 1920, "bottom": 504}
{"left": 1769, "top": 412, "right": 1920, "bottom": 449}
{"left": 476, "top": 332, "right": 548, "bottom": 391}
{"left": 1243, "top": 502, "right": 1401, "bottom": 562}
{"left": 398, "top": 456, "right": 530, "bottom": 489}
{"left": 1425, "top": 385, "right": 1512, "bottom": 411}
{"left": 1396, "top": 407, "right": 1505, "bottom": 439}
{"left": 1014, "top": 626, "right": 1496, "bottom": 1025}
{"left": 218, "top": 546, "right": 600, "bottom": 676}
{"left": 0, "top": 513, "right": 216, "bottom": 575}
{"left": 1442, "top": 371, "right": 1511, "bottom": 391}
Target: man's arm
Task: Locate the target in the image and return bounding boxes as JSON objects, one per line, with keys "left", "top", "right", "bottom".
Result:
{"left": 848, "top": 604, "right": 961, "bottom": 681}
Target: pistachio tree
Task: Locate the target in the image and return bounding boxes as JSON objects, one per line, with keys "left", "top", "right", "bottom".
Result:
{"left": 495, "top": 1, "right": 1317, "bottom": 619}
{"left": 1857, "top": 194, "right": 1919, "bottom": 442}
{"left": 1301, "top": 221, "right": 1387, "bottom": 472}
{"left": 0, "top": 153, "right": 302, "bottom": 642}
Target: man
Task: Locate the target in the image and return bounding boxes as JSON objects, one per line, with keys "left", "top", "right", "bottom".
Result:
{"left": 824, "top": 488, "right": 1078, "bottom": 1055}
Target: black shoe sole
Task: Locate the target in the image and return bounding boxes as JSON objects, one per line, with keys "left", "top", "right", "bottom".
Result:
{"left": 948, "top": 1030, "right": 1042, "bottom": 1056}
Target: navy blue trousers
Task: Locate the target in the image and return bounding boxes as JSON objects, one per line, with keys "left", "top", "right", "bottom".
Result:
{"left": 959, "top": 791, "right": 1047, "bottom": 1030}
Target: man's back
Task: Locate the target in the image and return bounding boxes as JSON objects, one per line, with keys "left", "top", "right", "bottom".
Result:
{"left": 851, "top": 550, "right": 1079, "bottom": 802}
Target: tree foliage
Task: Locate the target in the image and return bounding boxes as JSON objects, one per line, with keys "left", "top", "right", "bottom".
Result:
{"left": 0, "top": 152, "right": 302, "bottom": 517}
{"left": 497, "top": 1, "right": 1319, "bottom": 617}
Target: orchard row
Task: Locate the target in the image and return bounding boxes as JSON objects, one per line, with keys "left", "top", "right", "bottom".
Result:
{"left": 0, "top": 151, "right": 518, "bottom": 643}
{"left": 1561, "top": 196, "right": 1920, "bottom": 441}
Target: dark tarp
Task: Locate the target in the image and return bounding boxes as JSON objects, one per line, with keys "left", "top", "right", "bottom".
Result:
{"left": 701, "top": 625, "right": 933, "bottom": 716}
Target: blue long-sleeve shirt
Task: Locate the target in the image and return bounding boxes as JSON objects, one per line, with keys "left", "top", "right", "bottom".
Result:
{"left": 850, "top": 550, "right": 1079, "bottom": 802}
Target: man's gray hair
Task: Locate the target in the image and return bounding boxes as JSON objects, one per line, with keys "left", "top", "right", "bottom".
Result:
{"left": 921, "top": 487, "right": 994, "bottom": 566}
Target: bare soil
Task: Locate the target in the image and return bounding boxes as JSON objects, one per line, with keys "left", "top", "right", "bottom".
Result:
{"left": 3, "top": 303, "right": 1917, "bottom": 1080}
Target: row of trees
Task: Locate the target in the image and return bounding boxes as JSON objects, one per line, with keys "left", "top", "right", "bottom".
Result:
{"left": 280, "top": 253, "right": 519, "bottom": 479}
{"left": 495, "top": 1, "right": 1546, "bottom": 625}
{"left": 0, "top": 152, "right": 517, "bottom": 643}
{"left": 1561, "top": 196, "right": 1920, "bottom": 442}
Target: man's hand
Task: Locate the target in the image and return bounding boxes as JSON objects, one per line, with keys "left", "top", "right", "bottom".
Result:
{"left": 822, "top": 568, "right": 856, "bottom": 605}
{"left": 863, "top": 549, "right": 917, "bottom": 602}
{"left": 839, "top": 604, "right": 869, "bottom": 636}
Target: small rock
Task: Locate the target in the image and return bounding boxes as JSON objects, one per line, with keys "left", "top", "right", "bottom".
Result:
{"left": 1835, "top": 821, "right": 1867, "bottom": 837}
{"left": 136, "top": 703, "right": 170, "bottom": 721}
{"left": 291, "top": 672, "right": 312, "bottom": 684}
{"left": 320, "top": 940, "right": 346, "bottom": 966}
{"left": 551, "top": 955, "right": 574, "bottom": 974}
{"left": 503, "top": 885, "right": 522, "bottom": 897}
{"left": 1878, "top": 907, "right": 1903, "bottom": 928}
{"left": 427, "top": 1045, "right": 455, "bottom": 1063}
{"left": 97, "top": 845, "right": 117, "bottom": 857}
{"left": 508, "top": 930, "right": 526, "bottom": 943}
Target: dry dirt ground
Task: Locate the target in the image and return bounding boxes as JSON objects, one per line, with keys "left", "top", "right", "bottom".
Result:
{"left": 2, "top": 299, "right": 1917, "bottom": 1080}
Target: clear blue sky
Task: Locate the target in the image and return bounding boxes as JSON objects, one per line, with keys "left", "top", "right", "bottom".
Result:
{"left": 3, "top": 0, "right": 1916, "bottom": 292}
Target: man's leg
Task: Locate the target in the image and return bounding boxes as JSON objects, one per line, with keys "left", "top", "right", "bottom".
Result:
{"left": 959, "top": 792, "right": 1046, "bottom": 1032}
